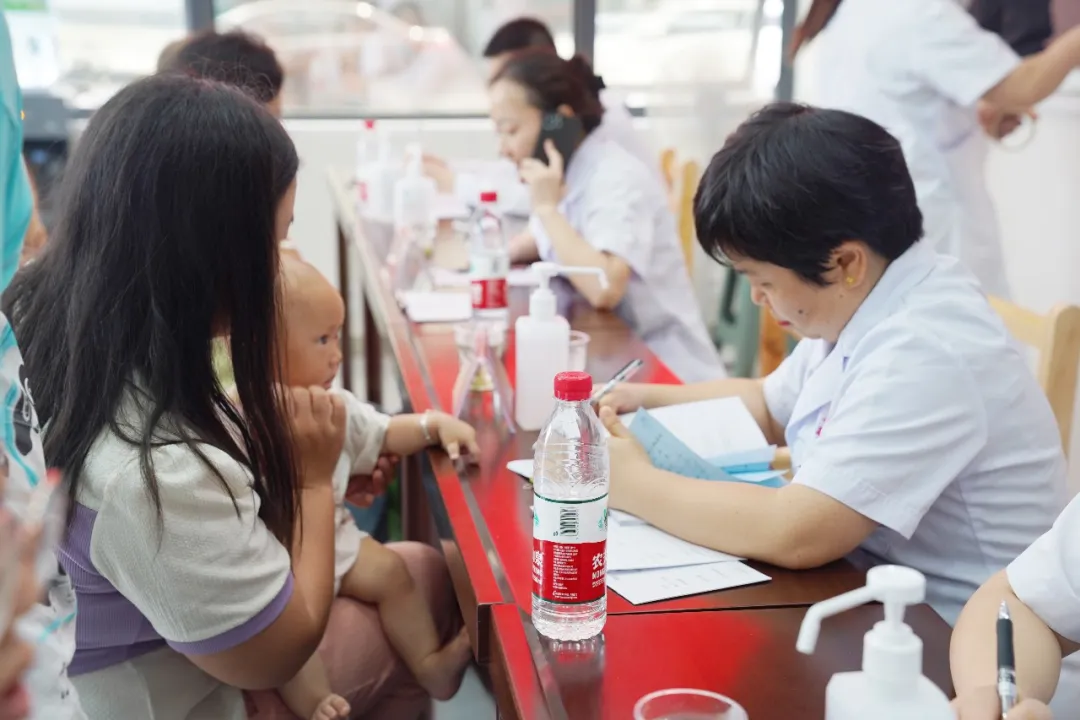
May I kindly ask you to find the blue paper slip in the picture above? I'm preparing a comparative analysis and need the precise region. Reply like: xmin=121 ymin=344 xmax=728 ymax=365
xmin=706 ymin=446 xmax=777 ymax=474
xmin=628 ymin=409 xmax=734 ymax=481
xmin=629 ymin=409 xmax=787 ymax=487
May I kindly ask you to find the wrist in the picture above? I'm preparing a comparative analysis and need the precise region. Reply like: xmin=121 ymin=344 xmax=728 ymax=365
xmin=533 ymin=203 xmax=560 ymax=219
xmin=419 ymin=410 xmax=439 ymax=445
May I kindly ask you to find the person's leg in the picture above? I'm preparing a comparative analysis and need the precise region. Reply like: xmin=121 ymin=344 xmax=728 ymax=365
xmin=277 ymin=653 xmax=350 ymax=720
xmin=245 ymin=541 xmax=464 ymax=720
xmin=339 ymin=539 xmax=471 ymax=701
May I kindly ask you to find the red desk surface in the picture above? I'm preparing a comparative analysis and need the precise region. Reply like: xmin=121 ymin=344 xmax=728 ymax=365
xmin=408 ymin=330 xmax=865 ymax=619
xmin=490 ymin=602 xmax=955 ymax=720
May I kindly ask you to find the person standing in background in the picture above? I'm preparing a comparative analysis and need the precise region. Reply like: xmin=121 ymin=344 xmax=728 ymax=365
xmin=970 ymin=0 xmax=1053 ymax=56
xmin=793 ymin=0 xmax=1080 ymax=299
xmin=0 ymin=9 xmax=85 ymax=720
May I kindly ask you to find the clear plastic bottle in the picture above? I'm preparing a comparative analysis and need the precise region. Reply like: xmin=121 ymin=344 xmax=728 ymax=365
xmin=532 ymin=371 xmax=609 ymax=641
xmin=355 ymin=119 xmax=377 ymax=208
xmin=469 ymin=191 xmax=509 ymax=326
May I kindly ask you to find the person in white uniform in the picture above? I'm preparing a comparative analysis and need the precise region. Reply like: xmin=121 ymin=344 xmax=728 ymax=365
xmin=950 ymin=494 xmax=1080 ymax=719
xmin=427 ymin=17 xmax=660 ymax=216
xmin=793 ymin=0 xmax=1080 ymax=298
xmin=597 ymin=104 xmax=1066 ymax=627
xmin=488 ymin=48 xmax=723 ymax=383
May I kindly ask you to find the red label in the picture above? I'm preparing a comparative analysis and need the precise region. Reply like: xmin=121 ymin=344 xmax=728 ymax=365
xmin=357 ymin=181 xmax=368 ymax=203
xmin=532 ymin=539 xmax=607 ymax=604
xmin=471 ymin=277 xmax=507 ymax=311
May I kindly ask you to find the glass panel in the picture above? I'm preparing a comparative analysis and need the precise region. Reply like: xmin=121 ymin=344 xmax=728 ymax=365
xmin=21 ymin=0 xmax=188 ymax=111
xmin=214 ymin=0 xmax=573 ymax=116
xmin=594 ymin=0 xmax=784 ymax=101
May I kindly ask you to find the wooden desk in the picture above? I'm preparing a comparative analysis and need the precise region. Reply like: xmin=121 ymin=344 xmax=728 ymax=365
xmin=490 ymin=603 xmax=955 ymax=720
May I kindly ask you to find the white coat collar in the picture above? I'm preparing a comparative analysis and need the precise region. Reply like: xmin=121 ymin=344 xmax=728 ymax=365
xmin=562 ymin=130 xmax=605 ymax=201
xmin=785 ymin=241 xmax=938 ymax=435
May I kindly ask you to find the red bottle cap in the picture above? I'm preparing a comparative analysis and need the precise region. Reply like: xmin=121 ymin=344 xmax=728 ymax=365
xmin=554 ymin=371 xmax=592 ymax=401
xmin=364 ymin=119 xmax=376 ymax=129
xmin=479 ymin=190 xmax=498 ymax=203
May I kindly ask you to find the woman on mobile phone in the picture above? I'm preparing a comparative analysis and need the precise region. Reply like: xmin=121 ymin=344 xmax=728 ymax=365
xmin=489 ymin=49 xmax=724 ymax=382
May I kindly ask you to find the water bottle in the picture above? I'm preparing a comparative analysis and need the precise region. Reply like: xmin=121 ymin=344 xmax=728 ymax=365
xmin=469 ymin=191 xmax=509 ymax=326
xmin=532 ymin=371 xmax=609 ymax=641
xmin=355 ymin=119 xmax=377 ymax=208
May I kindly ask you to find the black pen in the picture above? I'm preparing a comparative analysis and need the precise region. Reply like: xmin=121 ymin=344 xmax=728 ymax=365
xmin=998 ymin=600 xmax=1017 ymax=718
xmin=591 ymin=359 xmax=644 ymax=404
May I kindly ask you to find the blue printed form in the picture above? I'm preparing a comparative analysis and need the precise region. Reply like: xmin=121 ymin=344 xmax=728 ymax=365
xmin=628 ymin=408 xmax=786 ymax=488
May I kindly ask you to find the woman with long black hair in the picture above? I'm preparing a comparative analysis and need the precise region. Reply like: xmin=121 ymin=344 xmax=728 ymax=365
xmin=5 ymin=73 xmax=459 ymax=719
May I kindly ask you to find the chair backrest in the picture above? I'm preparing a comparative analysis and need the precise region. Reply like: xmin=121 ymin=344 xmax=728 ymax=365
xmin=677 ymin=160 xmax=699 ymax=275
xmin=659 ymin=147 xmax=677 ymax=192
xmin=989 ymin=297 xmax=1080 ymax=456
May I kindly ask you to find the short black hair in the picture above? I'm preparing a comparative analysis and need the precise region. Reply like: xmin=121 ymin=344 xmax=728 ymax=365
xmin=492 ymin=50 xmax=605 ymax=134
xmin=694 ymin=103 xmax=923 ymax=285
xmin=483 ymin=18 xmax=556 ymax=57
xmin=160 ymin=30 xmax=284 ymax=105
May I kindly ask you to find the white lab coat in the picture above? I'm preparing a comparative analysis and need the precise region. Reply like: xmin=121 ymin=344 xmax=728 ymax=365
xmin=1007 ymin=495 xmax=1080 ymax=715
xmin=765 ymin=241 xmax=1065 ymax=624
xmin=808 ymin=0 xmax=1021 ymax=298
xmin=529 ymin=132 xmax=724 ymax=383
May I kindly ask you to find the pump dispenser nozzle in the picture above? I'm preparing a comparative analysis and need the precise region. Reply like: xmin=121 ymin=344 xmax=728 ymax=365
xmin=529 ymin=263 xmax=609 ymax=320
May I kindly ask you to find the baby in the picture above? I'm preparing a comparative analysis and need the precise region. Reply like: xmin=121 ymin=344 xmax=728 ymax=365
xmin=277 ymin=255 xmax=478 ymax=719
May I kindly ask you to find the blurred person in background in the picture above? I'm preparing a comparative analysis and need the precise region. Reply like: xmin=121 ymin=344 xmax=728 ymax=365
xmin=158 ymin=30 xmax=285 ymax=118
xmin=425 ymin=16 xmax=658 ymax=214
xmin=793 ymin=0 xmax=1080 ymax=299
xmin=0 ymin=8 xmax=85 ymax=720
xmin=970 ymin=0 xmax=1053 ymax=56
xmin=490 ymin=49 xmax=722 ymax=381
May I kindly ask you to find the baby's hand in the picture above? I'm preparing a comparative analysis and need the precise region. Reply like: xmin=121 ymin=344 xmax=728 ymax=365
xmin=431 ymin=413 xmax=480 ymax=463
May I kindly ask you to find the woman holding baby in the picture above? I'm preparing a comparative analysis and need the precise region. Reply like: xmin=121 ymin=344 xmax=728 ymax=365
xmin=4 ymin=73 xmax=471 ymax=720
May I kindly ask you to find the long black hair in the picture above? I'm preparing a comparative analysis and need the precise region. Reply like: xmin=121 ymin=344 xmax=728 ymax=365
xmin=4 ymin=74 xmax=301 ymax=545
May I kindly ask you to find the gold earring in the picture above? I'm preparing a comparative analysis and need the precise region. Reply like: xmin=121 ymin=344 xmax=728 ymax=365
xmin=845 ymin=277 xmax=855 ymax=286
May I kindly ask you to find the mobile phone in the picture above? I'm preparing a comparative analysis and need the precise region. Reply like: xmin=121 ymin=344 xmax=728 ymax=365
xmin=533 ymin=113 xmax=584 ymax=169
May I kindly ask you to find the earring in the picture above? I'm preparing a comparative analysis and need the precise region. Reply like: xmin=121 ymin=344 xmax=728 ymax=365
xmin=845 ymin=277 xmax=855 ymax=286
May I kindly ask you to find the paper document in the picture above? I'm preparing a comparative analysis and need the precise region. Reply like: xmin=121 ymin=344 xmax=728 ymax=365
xmin=707 ymin=447 xmax=776 ymax=473
xmin=609 ymin=509 xmax=646 ymax=527
xmin=607 ymin=522 xmax=742 ymax=571
xmin=433 ymin=193 xmax=470 ymax=220
xmin=506 ymin=459 xmax=533 ymax=479
xmin=624 ymin=397 xmax=768 ymax=458
xmin=629 ymin=410 xmax=737 ymax=481
xmin=401 ymin=291 xmax=471 ymax=323
xmin=432 ymin=266 xmax=540 ymax=290
xmin=607 ymin=562 xmax=771 ymax=605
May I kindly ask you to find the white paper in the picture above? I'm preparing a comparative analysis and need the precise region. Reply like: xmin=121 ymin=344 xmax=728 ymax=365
xmin=431 ymin=266 xmax=539 ymax=289
xmin=609 ymin=509 xmax=646 ymax=527
xmin=607 ymin=562 xmax=771 ymax=605
xmin=506 ymin=459 xmax=533 ymax=479
xmin=507 ymin=267 xmax=541 ymax=287
xmin=607 ymin=522 xmax=743 ymax=571
xmin=401 ymin=291 xmax=472 ymax=323
xmin=621 ymin=397 xmax=768 ymax=459
xmin=434 ymin=193 xmax=470 ymax=220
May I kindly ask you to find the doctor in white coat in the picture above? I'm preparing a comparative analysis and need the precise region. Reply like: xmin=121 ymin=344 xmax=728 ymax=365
xmin=793 ymin=0 xmax=1080 ymax=298
xmin=598 ymin=104 xmax=1066 ymax=628
xmin=488 ymin=49 xmax=723 ymax=383
xmin=427 ymin=17 xmax=660 ymax=217
xmin=950 ymin=491 xmax=1080 ymax=719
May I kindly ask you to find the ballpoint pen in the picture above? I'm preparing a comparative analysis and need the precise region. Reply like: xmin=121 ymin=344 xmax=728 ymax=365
xmin=591 ymin=359 xmax=644 ymax=404
xmin=998 ymin=600 xmax=1017 ymax=718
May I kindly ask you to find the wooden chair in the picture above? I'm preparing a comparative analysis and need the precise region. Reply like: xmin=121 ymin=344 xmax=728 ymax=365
xmin=660 ymin=147 xmax=677 ymax=193
xmin=676 ymin=160 xmax=699 ymax=276
xmin=989 ymin=297 xmax=1080 ymax=457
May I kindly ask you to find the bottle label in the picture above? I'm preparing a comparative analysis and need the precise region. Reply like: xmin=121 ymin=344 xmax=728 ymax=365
xmin=532 ymin=493 xmax=608 ymax=604
xmin=471 ymin=277 xmax=507 ymax=311
xmin=357 ymin=180 xmax=368 ymax=204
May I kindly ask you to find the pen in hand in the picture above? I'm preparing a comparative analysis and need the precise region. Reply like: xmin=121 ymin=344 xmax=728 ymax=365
xmin=998 ymin=600 xmax=1017 ymax=719
xmin=591 ymin=358 xmax=644 ymax=405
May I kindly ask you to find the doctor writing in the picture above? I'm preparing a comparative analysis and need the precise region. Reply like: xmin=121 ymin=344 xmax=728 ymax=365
xmin=792 ymin=0 xmax=1080 ymax=298
xmin=599 ymin=104 xmax=1066 ymax=630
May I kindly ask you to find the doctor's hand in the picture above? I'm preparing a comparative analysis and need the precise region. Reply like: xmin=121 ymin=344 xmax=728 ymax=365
xmin=518 ymin=140 xmax=565 ymax=213
xmin=977 ymin=100 xmax=1037 ymax=141
xmin=599 ymin=407 xmax=652 ymax=510
xmin=595 ymin=383 xmax=651 ymax=415
xmin=951 ymin=687 xmax=1052 ymax=720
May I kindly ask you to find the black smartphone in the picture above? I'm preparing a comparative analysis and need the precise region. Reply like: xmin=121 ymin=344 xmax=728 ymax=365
xmin=533 ymin=112 xmax=584 ymax=169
